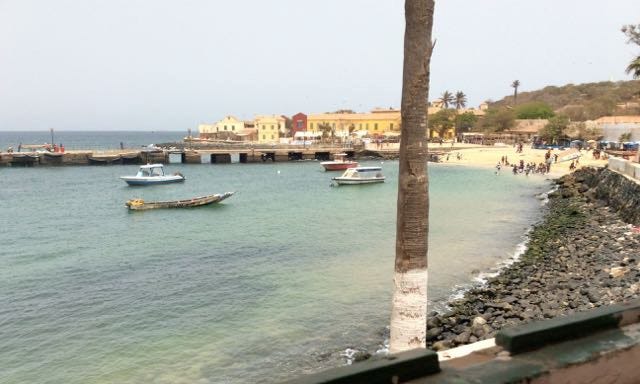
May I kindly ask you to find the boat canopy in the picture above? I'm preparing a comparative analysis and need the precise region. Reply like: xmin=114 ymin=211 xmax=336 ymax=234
xmin=136 ymin=164 xmax=165 ymax=177
xmin=355 ymin=167 xmax=382 ymax=172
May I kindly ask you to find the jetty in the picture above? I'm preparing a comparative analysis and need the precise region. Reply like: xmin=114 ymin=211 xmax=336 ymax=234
xmin=0 ymin=144 xmax=450 ymax=167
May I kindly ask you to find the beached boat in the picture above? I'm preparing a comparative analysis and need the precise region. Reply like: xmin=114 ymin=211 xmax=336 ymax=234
xmin=332 ymin=166 xmax=385 ymax=185
xmin=126 ymin=192 xmax=234 ymax=210
xmin=558 ymin=149 xmax=583 ymax=162
xmin=120 ymin=164 xmax=185 ymax=186
xmin=321 ymin=153 xmax=358 ymax=171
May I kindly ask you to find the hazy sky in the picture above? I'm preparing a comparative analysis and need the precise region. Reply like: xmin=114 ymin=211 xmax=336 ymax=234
xmin=1 ymin=0 xmax=638 ymax=131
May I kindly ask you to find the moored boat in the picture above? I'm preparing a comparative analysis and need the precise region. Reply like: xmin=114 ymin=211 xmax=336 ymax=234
xmin=321 ymin=153 xmax=358 ymax=171
xmin=120 ymin=164 xmax=185 ymax=186
xmin=126 ymin=192 xmax=234 ymax=210
xmin=332 ymin=166 xmax=385 ymax=185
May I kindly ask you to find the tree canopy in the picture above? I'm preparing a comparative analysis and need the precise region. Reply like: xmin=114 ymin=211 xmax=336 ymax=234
xmin=515 ymin=101 xmax=555 ymax=119
xmin=429 ymin=109 xmax=456 ymax=137
xmin=622 ymin=23 xmax=640 ymax=79
xmin=455 ymin=111 xmax=478 ymax=133
xmin=539 ymin=115 xmax=570 ymax=143
xmin=476 ymin=107 xmax=515 ymax=132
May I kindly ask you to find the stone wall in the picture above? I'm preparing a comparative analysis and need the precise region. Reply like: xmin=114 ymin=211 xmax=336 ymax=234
xmin=579 ymin=166 xmax=640 ymax=225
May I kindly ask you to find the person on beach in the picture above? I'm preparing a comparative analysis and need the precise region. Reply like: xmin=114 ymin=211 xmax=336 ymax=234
xmin=495 ymin=162 xmax=501 ymax=175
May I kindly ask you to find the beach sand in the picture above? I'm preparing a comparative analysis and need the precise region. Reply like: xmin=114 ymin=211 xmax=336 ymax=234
xmin=437 ymin=144 xmax=608 ymax=177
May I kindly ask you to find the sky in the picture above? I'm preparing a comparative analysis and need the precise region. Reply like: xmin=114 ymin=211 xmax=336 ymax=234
xmin=0 ymin=0 xmax=638 ymax=131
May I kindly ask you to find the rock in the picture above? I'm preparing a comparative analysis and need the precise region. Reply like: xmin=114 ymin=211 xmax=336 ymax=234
xmin=431 ymin=340 xmax=453 ymax=351
xmin=472 ymin=316 xmax=487 ymax=327
xmin=352 ymin=350 xmax=371 ymax=362
xmin=426 ymin=327 xmax=443 ymax=341
xmin=427 ymin=317 xmax=442 ymax=329
xmin=610 ymin=267 xmax=630 ymax=278
xmin=454 ymin=331 xmax=471 ymax=344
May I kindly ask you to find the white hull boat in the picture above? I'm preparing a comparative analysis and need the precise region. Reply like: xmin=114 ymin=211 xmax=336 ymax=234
xmin=120 ymin=164 xmax=185 ymax=186
xmin=332 ymin=166 xmax=385 ymax=185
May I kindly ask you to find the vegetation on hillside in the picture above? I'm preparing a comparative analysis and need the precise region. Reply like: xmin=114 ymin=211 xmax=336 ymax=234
xmin=491 ymin=80 xmax=640 ymax=121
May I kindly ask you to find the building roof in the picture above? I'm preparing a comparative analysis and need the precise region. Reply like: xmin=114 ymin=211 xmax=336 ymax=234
xmin=308 ymin=111 xmax=400 ymax=121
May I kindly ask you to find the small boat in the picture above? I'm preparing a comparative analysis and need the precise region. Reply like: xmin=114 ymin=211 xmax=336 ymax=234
xmin=558 ymin=149 xmax=583 ymax=162
xmin=321 ymin=153 xmax=358 ymax=171
xmin=332 ymin=166 xmax=385 ymax=185
xmin=126 ymin=192 xmax=234 ymax=210
xmin=88 ymin=155 xmax=121 ymax=165
xmin=120 ymin=164 xmax=185 ymax=186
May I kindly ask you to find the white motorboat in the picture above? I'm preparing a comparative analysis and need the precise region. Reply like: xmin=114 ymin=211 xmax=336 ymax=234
xmin=332 ymin=166 xmax=385 ymax=185
xmin=120 ymin=164 xmax=185 ymax=186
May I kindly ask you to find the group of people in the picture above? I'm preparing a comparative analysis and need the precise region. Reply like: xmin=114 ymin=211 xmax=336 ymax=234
xmin=495 ymin=158 xmax=552 ymax=176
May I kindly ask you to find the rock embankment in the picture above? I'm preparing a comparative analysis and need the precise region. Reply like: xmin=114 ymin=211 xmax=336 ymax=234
xmin=424 ymin=166 xmax=640 ymax=351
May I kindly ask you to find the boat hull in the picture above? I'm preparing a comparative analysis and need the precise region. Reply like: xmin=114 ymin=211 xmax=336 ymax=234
xmin=321 ymin=161 xmax=358 ymax=171
xmin=120 ymin=175 xmax=185 ymax=186
xmin=332 ymin=177 xmax=385 ymax=185
xmin=126 ymin=192 xmax=234 ymax=210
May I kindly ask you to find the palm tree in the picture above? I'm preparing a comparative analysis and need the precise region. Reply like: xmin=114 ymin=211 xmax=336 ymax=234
xmin=626 ymin=57 xmax=640 ymax=79
xmin=454 ymin=91 xmax=467 ymax=110
xmin=511 ymin=80 xmax=520 ymax=106
xmin=622 ymin=24 xmax=640 ymax=78
xmin=389 ymin=0 xmax=434 ymax=354
xmin=441 ymin=90 xmax=453 ymax=108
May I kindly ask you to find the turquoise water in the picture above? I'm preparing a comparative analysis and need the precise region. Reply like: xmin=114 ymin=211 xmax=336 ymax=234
xmin=0 ymin=160 xmax=550 ymax=383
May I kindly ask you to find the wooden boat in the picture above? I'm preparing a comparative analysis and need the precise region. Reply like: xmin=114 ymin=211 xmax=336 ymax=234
xmin=88 ymin=155 xmax=121 ymax=165
xmin=332 ymin=166 xmax=385 ymax=185
xmin=321 ymin=153 xmax=358 ymax=171
xmin=120 ymin=164 xmax=185 ymax=185
xmin=126 ymin=192 xmax=234 ymax=210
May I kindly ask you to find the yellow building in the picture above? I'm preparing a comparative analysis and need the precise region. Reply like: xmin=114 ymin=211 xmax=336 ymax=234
xmin=198 ymin=123 xmax=215 ymax=138
xmin=255 ymin=115 xmax=286 ymax=143
xmin=307 ymin=108 xmax=401 ymax=138
xmin=214 ymin=116 xmax=246 ymax=134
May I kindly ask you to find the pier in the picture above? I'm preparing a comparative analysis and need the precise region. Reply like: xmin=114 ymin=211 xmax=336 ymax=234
xmin=0 ymin=146 xmax=417 ymax=167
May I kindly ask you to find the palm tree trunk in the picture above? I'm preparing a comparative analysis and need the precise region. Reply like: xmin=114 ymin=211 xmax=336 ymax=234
xmin=389 ymin=0 xmax=434 ymax=354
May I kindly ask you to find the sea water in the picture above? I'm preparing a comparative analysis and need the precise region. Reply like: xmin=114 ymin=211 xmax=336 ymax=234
xmin=0 ymin=157 xmax=550 ymax=383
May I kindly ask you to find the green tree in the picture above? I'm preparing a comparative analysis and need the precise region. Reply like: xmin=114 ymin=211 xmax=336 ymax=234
xmin=539 ymin=115 xmax=570 ymax=143
xmin=619 ymin=132 xmax=632 ymax=142
xmin=318 ymin=122 xmax=333 ymax=140
xmin=430 ymin=109 xmax=455 ymax=138
xmin=511 ymin=80 xmax=520 ymax=105
xmin=454 ymin=91 xmax=467 ymax=109
xmin=455 ymin=111 xmax=478 ymax=133
xmin=622 ymin=24 xmax=640 ymax=78
xmin=515 ymin=101 xmax=555 ymax=119
xmin=478 ymin=107 xmax=516 ymax=132
xmin=390 ymin=0 xmax=434 ymax=354
xmin=441 ymin=90 xmax=453 ymax=108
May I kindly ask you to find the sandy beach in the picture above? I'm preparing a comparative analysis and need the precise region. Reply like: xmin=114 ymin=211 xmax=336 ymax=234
xmin=438 ymin=143 xmax=609 ymax=177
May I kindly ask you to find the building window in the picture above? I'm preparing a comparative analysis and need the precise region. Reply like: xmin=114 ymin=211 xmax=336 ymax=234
xmin=271 ymin=125 xmax=274 ymax=130
xmin=232 ymin=125 xmax=235 ymax=131
xmin=262 ymin=134 xmax=266 ymax=139
xmin=224 ymin=125 xmax=228 ymax=131
xmin=271 ymin=134 xmax=274 ymax=139
xmin=310 ymin=123 xmax=314 ymax=129
xmin=359 ymin=123 xmax=362 ymax=129
xmin=366 ymin=123 xmax=369 ymax=129
xmin=374 ymin=123 xmax=378 ymax=130
xmin=296 ymin=120 xmax=303 ymax=128
xmin=390 ymin=123 xmax=394 ymax=130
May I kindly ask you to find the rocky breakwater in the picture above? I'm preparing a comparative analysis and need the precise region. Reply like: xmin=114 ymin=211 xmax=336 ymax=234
xmin=424 ymin=166 xmax=640 ymax=351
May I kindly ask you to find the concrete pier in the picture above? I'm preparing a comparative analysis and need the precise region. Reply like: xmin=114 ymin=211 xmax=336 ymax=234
xmin=0 ymin=147 xmax=383 ymax=167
